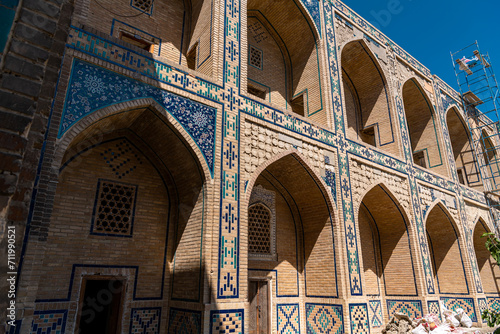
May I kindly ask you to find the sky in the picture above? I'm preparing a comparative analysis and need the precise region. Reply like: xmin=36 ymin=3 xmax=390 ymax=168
xmin=344 ymin=0 xmax=500 ymax=92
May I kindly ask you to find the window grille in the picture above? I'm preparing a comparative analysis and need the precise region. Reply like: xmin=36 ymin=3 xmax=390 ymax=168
xmin=92 ymin=180 xmax=137 ymax=236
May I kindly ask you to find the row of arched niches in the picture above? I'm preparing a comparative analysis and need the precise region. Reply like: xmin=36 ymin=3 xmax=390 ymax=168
xmin=73 ymin=0 xmax=498 ymax=192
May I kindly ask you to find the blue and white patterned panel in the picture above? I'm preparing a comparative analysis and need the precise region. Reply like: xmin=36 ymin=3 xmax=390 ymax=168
xmin=278 ymin=304 xmax=300 ymax=334
xmin=306 ymin=303 xmax=343 ymax=334
xmin=61 ymin=59 xmax=217 ymax=174
xmin=301 ymin=0 xmax=321 ymax=36
xmin=349 ymin=304 xmax=369 ymax=334
xmin=210 ymin=310 xmax=243 ymax=334
xmin=386 ymin=300 xmax=423 ymax=320
xmin=478 ymin=298 xmax=488 ymax=323
xmin=130 ymin=307 xmax=161 ymax=334
xmin=427 ymin=301 xmax=441 ymax=321
xmin=217 ymin=0 xmax=242 ymax=299
xmin=441 ymin=297 xmax=476 ymax=322
xmin=368 ymin=300 xmax=382 ymax=328
xmin=487 ymin=297 xmax=500 ymax=312
xmin=31 ymin=310 xmax=67 ymax=334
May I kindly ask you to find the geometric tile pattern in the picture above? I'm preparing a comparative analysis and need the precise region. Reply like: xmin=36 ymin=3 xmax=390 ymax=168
xmin=60 ymin=58 xmax=217 ymax=173
xmin=277 ymin=304 xmax=300 ymax=334
xmin=386 ymin=300 xmax=423 ymax=320
xmin=217 ymin=0 xmax=241 ymax=298
xmin=168 ymin=308 xmax=201 ymax=334
xmin=427 ymin=301 xmax=441 ymax=322
xmin=478 ymin=298 xmax=488 ymax=323
xmin=323 ymin=2 xmax=362 ymax=296
xmin=300 ymin=0 xmax=321 ymax=36
xmin=30 ymin=310 xmax=67 ymax=334
xmin=487 ymin=297 xmax=500 ymax=312
xmin=440 ymin=297 xmax=476 ymax=322
xmin=130 ymin=307 xmax=161 ymax=334
xmin=368 ymin=300 xmax=383 ymax=328
xmin=305 ymin=303 xmax=343 ymax=334
xmin=349 ymin=304 xmax=370 ymax=334
xmin=91 ymin=179 xmax=137 ymax=236
xmin=210 ymin=310 xmax=243 ymax=334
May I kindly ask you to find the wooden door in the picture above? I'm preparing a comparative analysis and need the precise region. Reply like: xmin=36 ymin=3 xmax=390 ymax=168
xmin=249 ymin=280 xmax=269 ymax=334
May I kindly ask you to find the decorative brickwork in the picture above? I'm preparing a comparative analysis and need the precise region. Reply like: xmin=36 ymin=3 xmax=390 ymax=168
xmin=368 ymin=300 xmax=383 ymax=328
xmin=349 ymin=304 xmax=370 ymax=334
xmin=277 ymin=304 xmax=300 ymax=334
xmin=210 ymin=310 xmax=243 ymax=334
xmin=168 ymin=308 xmax=201 ymax=334
xmin=31 ymin=310 xmax=67 ymax=334
xmin=306 ymin=303 xmax=343 ymax=334
xmin=91 ymin=179 xmax=137 ymax=236
xmin=427 ymin=301 xmax=441 ymax=321
xmin=478 ymin=298 xmax=488 ymax=323
xmin=440 ymin=297 xmax=476 ymax=322
xmin=386 ymin=300 xmax=423 ymax=319
xmin=487 ymin=297 xmax=500 ymax=312
xmin=130 ymin=307 xmax=161 ymax=334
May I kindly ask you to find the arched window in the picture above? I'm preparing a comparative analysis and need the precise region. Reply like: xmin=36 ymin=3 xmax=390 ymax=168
xmin=341 ymin=40 xmax=398 ymax=156
xmin=249 ymin=203 xmax=272 ymax=255
xmin=403 ymin=79 xmax=447 ymax=177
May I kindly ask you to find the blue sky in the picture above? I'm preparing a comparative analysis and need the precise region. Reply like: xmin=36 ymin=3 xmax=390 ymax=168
xmin=344 ymin=0 xmax=500 ymax=92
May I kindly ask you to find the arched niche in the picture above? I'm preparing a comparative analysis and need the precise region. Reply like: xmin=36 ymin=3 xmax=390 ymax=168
xmin=30 ymin=105 xmax=208 ymax=331
xmin=473 ymin=218 xmax=500 ymax=294
xmin=425 ymin=204 xmax=468 ymax=294
xmin=341 ymin=40 xmax=398 ymax=156
xmin=480 ymin=129 xmax=500 ymax=189
xmin=246 ymin=153 xmax=339 ymax=326
xmin=446 ymin=107 xmax=481 ymax=189
xmin=358 ymin=184 xmax=418 ymax=298
xmin=402 ymin=79 xmax=448 ymax=177
xmin=246 ymin=0 xmax=324 ymax=123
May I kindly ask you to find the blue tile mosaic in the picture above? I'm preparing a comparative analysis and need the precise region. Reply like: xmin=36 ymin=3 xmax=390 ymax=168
xmin=31 ymin=310 xmax=67 ymax=334
xmin=306 ymin=303 xmax=343 ymax=334
xmin=278 ymin=304 xmax=300 ymax=334
xmin=60 ymin=59 xmax=216 ymax=174
xmin=130 ymin=307 xmax=161 ymax=333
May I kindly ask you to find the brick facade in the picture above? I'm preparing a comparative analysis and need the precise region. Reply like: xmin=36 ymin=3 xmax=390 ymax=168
xmin=2 ymin=0 xmax=499 ymax=333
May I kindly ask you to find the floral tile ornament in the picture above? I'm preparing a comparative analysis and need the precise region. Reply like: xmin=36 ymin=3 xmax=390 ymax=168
xmin=59 ymin=59 xmax=217 ymax=174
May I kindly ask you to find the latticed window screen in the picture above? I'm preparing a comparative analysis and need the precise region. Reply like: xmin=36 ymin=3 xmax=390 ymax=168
xmin=92 ymin=180 xmax=137 ymax=236
xmin=249 ymin=203 xmax=271 ymax=254
xmin=249 ymin=45 xmax=263 ymax=70
xmin=131 ymin=0 xmax=153 ymax=14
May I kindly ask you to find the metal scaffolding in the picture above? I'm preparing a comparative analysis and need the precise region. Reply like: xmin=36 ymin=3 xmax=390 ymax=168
xmin=452 ymin=41 xmax=500 ymax=231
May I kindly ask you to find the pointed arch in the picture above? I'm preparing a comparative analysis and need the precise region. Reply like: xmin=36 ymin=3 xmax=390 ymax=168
xmin=245 ymin=0 xmax=324 ymax=119
xmin=56 ymin=98 xmax=212 ymax=182
xmin=445 ymin=106 xmax=480 ymax=188
xmin=473 ymin=217 xmax=500 ymax=294
xmin=425 ymin=202 xmax=469 ymax=294
xmin=358 ymin=182 xmax=418 ymax=297
xmin=341 ymin=39 xmax=397 ymax=156
xmin=245 ymin=150 xmax=341 ymax=301
xmin=49 ymin=98 xmax=210 ymax=304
